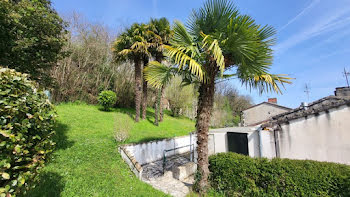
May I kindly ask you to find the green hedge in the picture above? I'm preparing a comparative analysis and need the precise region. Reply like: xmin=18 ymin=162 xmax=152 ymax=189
xmin=0 ymin=68 xmax=56 ymax=196
xmin=209 ymin=153 xmax=350 ymax=196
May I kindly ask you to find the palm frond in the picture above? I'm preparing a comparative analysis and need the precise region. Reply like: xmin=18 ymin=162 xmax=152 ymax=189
xmin=144 ymin=61 xmax=177 ymax=89
xmin=239 ymin=72 xmax=293 ymax=94
xmin=188 ymin=0 xmax=238 ymax=35
xmin=164 ymin=45 xmax=205 ymax=81
xmin=201 ymin=32 xmax=225 ymax=76
xmin=171 ymin=21 xmax=197 ymax=49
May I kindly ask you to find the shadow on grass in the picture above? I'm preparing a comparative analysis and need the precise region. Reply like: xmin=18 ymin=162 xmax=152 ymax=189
xmin=117 ymin=108 xmax=157 ymax=124
xmin=97 ymin=105 xmax=118 ymax=112
xmin=116 ymin=108 xmax=135 ymax=120
xmin=53 ymin=122 xmax=74 ymax=150
xmin=22 ymin=172 xmax=65 ymax=197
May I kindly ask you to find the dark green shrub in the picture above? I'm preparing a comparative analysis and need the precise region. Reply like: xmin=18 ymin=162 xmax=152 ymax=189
xmin=209 ymin=152 xmax=350 ymax=196
xmin=0 ymin=68 xmax=57 ymax=196
xmin=98 ymin=90 xmax=117 ymax=111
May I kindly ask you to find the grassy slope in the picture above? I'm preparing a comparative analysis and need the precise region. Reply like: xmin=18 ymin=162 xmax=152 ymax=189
xmin=24 ymin=103 xmax=195 ymax=197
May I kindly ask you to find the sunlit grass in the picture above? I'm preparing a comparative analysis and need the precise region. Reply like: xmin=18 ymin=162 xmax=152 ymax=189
xmin=24 ymin=103 xmax=195 ymax=197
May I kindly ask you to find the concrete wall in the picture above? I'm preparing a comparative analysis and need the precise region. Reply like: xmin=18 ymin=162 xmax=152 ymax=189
xmin=123 ymin=134 xmax=197 ymax=165
xmin=277 ymin=105 xmax=350 ymax=165
xmin=242 ymin=103 xmax=290 ymax=126
xmin=259 ymin=129 xmax=276 ymax=158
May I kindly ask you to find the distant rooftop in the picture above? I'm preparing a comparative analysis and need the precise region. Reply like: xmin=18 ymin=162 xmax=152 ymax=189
xmin=242 ymin=101 xmax=292 ymax=112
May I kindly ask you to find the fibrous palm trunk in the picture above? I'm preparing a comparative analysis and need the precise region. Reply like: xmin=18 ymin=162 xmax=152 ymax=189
xmin=134 ymin=57 xmax=142 ymax=122
xmin=159 ymin=86 xmax=165 ymax=122
xmin=196 ymin=65 xmax=217 ymax=193
xmin=142 ymin=58 xmax=149 ymax=120
xmin=154 ymin=56 xmax=163 ymax=125
xmin=154 ymin=87 xmax=161 ymax=126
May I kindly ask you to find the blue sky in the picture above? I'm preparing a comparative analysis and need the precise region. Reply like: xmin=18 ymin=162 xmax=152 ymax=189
xmin=51 ymin=0 xmax=350 ymax=108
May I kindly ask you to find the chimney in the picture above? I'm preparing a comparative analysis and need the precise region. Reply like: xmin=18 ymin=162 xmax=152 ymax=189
xmin=268 ymin=98 xmax=277 ymax=104
xmin=334 ymin=87 xmax=350 ymax=96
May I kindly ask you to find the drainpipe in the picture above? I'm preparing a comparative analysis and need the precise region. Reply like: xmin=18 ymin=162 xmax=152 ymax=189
xmin=273 ymin=125 xmax=281 ymax=158
xmin=257 ymin=127 xmax=263 ymax=158
xmin=190 ymin=132 xmax=193 ymax=162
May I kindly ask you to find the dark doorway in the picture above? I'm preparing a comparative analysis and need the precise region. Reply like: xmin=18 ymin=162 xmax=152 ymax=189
xmin=227 ymin=132 xmax=249 ymax=155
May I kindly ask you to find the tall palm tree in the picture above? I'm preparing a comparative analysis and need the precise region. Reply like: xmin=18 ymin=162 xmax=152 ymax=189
xmin=113 ymin=23 xmax=151 ymax=122
xmin=145 ymin=0 xmax=292 ymax=192
xmin=141 ymin=55 xmax=149 ymax=120
xmin=148 ymin=18 xmax=172 ymax=125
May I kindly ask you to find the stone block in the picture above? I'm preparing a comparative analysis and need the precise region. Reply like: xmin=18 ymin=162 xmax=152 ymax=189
xmin=172 ymin=162 xmax=197 ymax=181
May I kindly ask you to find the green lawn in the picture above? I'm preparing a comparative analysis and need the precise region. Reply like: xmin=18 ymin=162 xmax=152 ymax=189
xmin=24 ymin=103 xmax=195 ymax=197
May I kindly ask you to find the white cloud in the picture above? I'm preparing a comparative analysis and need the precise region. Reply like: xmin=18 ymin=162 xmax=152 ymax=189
xmin=279 ymin=0 xmax=320 ymax=32
xmin=274 ymin=5 xmax=350 ymax=54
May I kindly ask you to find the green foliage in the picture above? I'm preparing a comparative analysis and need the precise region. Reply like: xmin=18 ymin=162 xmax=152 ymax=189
xmin=0 ymin=0 xmax=67 ymax=86
xmin=146 ymin=0 xmax=292 ymax=94
xmin=211 ymin=84 xmax=252 ymax=128
xmin=0 ymin=68 xmax=56 ymax=196
xmin=51 ymin=16 xmax=135 ymax=106
xmin=165 ymin=76 xmax=197 ymax=117
xmin=112 ymin=23 xmax=151 ymax=62
xmin=209 ymin=152 xmax=350 ymax=196
xmin=98 ymin=90 xmax=117 ymax=111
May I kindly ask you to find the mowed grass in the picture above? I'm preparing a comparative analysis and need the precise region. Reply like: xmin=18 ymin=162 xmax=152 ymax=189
xmin=24 ymin=103 xmax=195 ymax=197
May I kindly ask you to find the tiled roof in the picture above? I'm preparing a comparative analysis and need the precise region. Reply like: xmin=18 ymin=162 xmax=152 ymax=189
xmin=262 ymin=96 xmax=350 ymax=128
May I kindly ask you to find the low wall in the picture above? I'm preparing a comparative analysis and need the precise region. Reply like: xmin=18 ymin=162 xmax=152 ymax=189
xmin=118 ymin=146 xmax=143 ymax=179
xmin=122 ymin=134 xmax=197 ymax=166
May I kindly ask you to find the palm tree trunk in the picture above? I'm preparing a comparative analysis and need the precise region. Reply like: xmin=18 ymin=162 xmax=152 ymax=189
xmin=159 ymin=86 xmax=165 ymax=122
xmin=154 ymin=88 xmax=161 ymax=126
xmin=196 ymin=66 xmax=217 ymax=193
xmin=154 ymin=55 xmax=163 ymax=125
xmin=134 ymin=57 xmax=142 ymax=122
xmin=142 ymin=58 xmax=149 ymax=120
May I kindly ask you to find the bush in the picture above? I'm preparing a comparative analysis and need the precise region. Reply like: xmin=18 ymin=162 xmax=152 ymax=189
xmin=0 ymin=68 xmax=56 ymax=196
xmin=209 ymin=153 xmax=350 ymax=196
xmin=98 ymin=90 xmax=117 ymax=111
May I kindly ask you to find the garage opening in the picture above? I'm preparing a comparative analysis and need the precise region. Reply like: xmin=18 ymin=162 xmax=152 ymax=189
xmin=227 ymin=132 xmax=249 ymax=155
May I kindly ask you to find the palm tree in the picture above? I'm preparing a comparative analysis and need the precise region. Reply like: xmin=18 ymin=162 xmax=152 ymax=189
xmin=142 ymin=55 xmax=149 ymax=120
xmin=145 ymin=0 xmax=292 ymax=192
xmin=113 ymin=23 xmax=151 ymax=122
xmin=148 ymin=18 xmax=172 ymax=125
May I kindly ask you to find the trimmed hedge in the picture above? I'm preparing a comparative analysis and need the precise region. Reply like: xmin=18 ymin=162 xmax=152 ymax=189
xmin=209 ymin=153 xmax=350 ymax=196
xmin=0 ymin=68 xmax=56 ymax=196
xmin=98 ymin=90 xmax=117 ymax=111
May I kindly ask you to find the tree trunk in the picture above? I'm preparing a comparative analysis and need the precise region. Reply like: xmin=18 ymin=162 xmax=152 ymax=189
xmin=159 ymin=86 xmax=165 ymax=122
xmin=154 ymin=55 xmax=163 ymax=125
xmin=142 ymin=58 xmax=149 ymax=120
xmin=142 ymin=80 xmax=148 ymax=119
xmin=196 ymin=66 xmax=217 ymax=193
xmin=154 ymin=88 xmax=161 ymax=126
xmin=134 ymin=57 xmax=142 ymax=122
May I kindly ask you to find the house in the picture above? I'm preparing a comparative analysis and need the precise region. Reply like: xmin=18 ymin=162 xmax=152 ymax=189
xmin=209 ymin=87 xmax=350 ymax=165
xmin=121 ymin=88 xmax=350 ymax=181
xmin=262 ymin=87 xmax=350 ymax=164
xmin=241 ymin=98 xmax=292 ymax=126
